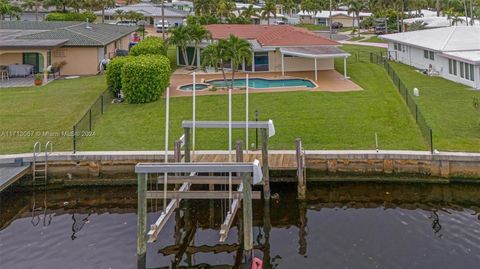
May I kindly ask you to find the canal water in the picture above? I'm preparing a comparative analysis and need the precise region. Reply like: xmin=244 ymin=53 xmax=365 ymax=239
xmin=1 ymin=182 xmax=479 ymax=269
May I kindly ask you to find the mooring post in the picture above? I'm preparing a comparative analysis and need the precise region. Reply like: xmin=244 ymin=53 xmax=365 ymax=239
xmin=236 ymin=140 xmax=244 ymax=162
xmin=242 ymin=172 xmax=253 ymax=269
xmin=174 ymin=140 xmax=182 ymax=163
xmin=262 ymin=198 xmax=272 ymax=268
xmin=261 ymin=128 xmax=270 ymax=200
xmin=184 ymin=127 xmax=191 ymax=162
xmin=137 ymin=173 xmax=147 ymax=269
xmin=295 ymin=138 xmax=306 ymax=200
xmin=298 ymin=201 xmax=307 ymax=256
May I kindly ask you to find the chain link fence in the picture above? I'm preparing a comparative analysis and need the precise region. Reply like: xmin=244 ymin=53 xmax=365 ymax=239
xmin=72 ymin=90 xmax=114 ymax=152
xmin=371 ymin=53 xmax=433 ymax=152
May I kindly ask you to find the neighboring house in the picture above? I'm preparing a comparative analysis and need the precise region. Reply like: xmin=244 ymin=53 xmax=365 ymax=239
xmin=177 ymin=24 xmax=350 ymax=80
xmin=381 ymin=26 xmax=480 ymax=89
xmin=95 ymin=3 xmax=189 ymax=26
xmin=0 ymin=21 xmax=136 ymax=76
xmin=403 ymin=15 xmax=479 ymax=29
xmin=298 ymin=10 xmax=372 ymax=27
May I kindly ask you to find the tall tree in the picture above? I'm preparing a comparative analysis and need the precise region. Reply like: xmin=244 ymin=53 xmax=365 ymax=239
xmin=261 ymin=0 xmax=277 ymax=25
xmin=347 ymin=0 xmax=365 ymax=36
xmin=201 ymin=41 xmax=229 ymax=87
xmin=224 ymin=34 xmax=252 ymax=89
xmin=241 ymin=4 xmax=259 ymax=21
xmin=188 ymin=24 xmax=211 ymax=66
xmin=0 ymin=0 xmax=23 ymax=20
xmin=217 ymin=0 xmax=235 ymax=17
xmin=168 ymin=25 xmax=193 ymax=69
xmin=22 ymin=0 xmax=40 ymax=21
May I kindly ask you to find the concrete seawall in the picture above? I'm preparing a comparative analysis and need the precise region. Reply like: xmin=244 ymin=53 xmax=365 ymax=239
xmin=2 ymin=150 xmax=480 ymax=184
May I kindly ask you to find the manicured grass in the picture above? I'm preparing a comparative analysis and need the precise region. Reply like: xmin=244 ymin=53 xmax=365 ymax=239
xmin=297 ymin=24 xmax=330 ymax=31
xmin=390 ymin=62 xmax=480 ymax=152
xmin=167 ymin=45 xmax=177 ymax=70
xmin=0 ymin=76 xmax=106 ymax=154
xmin=348 ymin=36 xmax=365 ymax=41
xmin=80 ymin=45 xmax=425 ymax=151
xmin=360 ymin=36 xmax=387 ymax=43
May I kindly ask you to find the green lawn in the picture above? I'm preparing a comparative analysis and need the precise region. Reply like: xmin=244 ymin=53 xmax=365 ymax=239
xmin=167 ymin=45 xmax=177 ymax=70
xmin=297 ymin=24 xmax=330 ymax=31
xmin=0 ymin=76 xmax=106 ymax=154
xmin=390 ymin=62 xmax=480 ymax=151
xmin=348 ymin=36 xmax=366 ymax=41
xmin=79 ymin=45 xmax=425 ymax=151
xmin=360 ymin=36 xmax=387 ymax=43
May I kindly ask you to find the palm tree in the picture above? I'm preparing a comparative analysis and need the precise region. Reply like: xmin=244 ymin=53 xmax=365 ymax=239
xmin=0 ymin=0 xmax=23 ymax=20
xmin=279 ymin=0 xmax=296 ymax=16
xmin=22 ymin=0 xmax=40 ymax=21
xmin=87 ymin=0 xmax=115 ymax=23
xmin=347 ymin=0 xmax=365 ymax=37
xmin=169 ymin=25 xmax=193 ymax=69
xmin=262 ymin=0 xmax=277 ymax=25
xmin=217 ymin=0 xmax=235 ymax=18
xmin=114 ymin=9 xmax=125 ymax=20
xmin=188 ymin=24 xmax=211 ymax=67
xmin=224 ymin=35 xmax=252 ymax=89
xmin=201 ymin=41 xmax=229 ymax=86
xmin=241 ymin=4 xmax=259 ymax=21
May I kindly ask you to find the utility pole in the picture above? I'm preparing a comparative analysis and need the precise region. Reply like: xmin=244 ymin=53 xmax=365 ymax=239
xmin=162 ymin=0 xmax=165 ymax=40
xmin=329 ymin=0 xmax=333 ymax=39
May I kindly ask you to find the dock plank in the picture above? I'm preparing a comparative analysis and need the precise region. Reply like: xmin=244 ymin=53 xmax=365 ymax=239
xmin=0 ymin=164 xmax=30 ymax=192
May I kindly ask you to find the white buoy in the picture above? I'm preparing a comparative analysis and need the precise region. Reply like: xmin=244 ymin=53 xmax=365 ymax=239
xmin=413 ymin=87 xmax=419 ymax=97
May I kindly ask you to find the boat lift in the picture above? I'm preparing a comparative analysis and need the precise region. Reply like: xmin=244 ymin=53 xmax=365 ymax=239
xmin=136 ymin=161 xmax=263 ymax=269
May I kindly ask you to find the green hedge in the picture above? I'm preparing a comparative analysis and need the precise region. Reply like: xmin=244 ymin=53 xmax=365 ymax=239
xmin=121 ymin=55 xmax=171 ymax=103
xmin=106 ymin=56 xmax=132 ymax=95
xmin=45 ymin=12 xmax=96 ymax=22
xmin=130 ymin=37 xmax=168 ymax=56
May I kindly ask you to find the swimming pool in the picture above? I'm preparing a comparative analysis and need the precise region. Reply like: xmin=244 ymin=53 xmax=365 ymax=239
xmin=206 ymin=78 xmax=316 ymax=89
xmin=179 ymin=83 xmax=209 ymax=91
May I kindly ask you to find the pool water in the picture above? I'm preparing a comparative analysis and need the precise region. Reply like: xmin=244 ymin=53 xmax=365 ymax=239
xmin=179 ymin=83 xmax=209 ymax=91
xmin=1 ymin=182 xmax=480 ymax=268
xmin=207 ymin=78 xmax=316 ymax=89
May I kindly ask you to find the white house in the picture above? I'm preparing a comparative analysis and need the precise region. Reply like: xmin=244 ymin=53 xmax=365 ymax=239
xmin=381 ymin=26 xmax=480 ymax=89
xmin=297 ymin=10 xmax=372 ymax=27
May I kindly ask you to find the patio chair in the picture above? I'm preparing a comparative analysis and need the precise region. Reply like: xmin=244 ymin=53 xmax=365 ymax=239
xmin=0 ymin=66 xmax=9 ymax=81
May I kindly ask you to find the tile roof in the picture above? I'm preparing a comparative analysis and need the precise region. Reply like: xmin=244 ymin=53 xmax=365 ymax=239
xmin=0 ymin=21 xmax=137 ymax=47
xmin=205 ymin=24 xmax=339 ymax=47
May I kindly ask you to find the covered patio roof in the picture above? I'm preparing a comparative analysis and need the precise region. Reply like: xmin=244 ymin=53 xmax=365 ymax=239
xmin=279 ymin=46 xmax=350 ymax=81
xmin=0 ymin=30 xmax=67 ymax=50
xmin=280 ymin=46 xmax=350 ymax=58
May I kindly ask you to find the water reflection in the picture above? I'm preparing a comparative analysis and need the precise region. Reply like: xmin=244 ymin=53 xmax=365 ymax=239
xmin=0 ymin=182 xmax=480 ymax=269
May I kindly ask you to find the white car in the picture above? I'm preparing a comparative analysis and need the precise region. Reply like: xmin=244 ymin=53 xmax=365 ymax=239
xmin=156 ymin=21 xmax=170 ymax=33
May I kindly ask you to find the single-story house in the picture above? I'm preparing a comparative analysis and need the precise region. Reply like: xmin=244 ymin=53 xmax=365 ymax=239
xmin=403 ymin=15 xmax=479 ymax=29
xmin=177 ymin=24 xmax=351 ymax=80
xmin=95 ymin=2 xmax=189 ymax=26
xmin=298 ymin=10 xmax=372 ymax=27
xmin=381 ymin=26 xmax=480 ymax=89
xmin=0 ymin=21 xmax=136 ymax=77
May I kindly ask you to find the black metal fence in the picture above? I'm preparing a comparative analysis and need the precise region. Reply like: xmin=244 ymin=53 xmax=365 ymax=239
xmin=346 ymin=51 xmax=372 ymax=64
xmin=370 ymin=53 xmax=433 ymax=152
xmin=72 ymin=90 xmax=113 ymax=153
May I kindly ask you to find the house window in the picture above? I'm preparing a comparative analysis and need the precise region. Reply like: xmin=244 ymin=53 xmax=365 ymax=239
xmin=424 ymin=50 xmax=434 ymax=60
xmin=429 ymin=51 xmax=434 ymax=60
xmin=54 ymin=49 xmax=66 ymax=57
xmin=424 ymin=50 xmax=428 ymax=59
xmin=470 ymin=64 xmax=475 ymax=81
xmin=453 ymin=60 xmax=457 ymax=75
xmin=465 ymin=63 xmax=470 ymax=80
xmin=460 ymin=62 xmax=464 ymax=78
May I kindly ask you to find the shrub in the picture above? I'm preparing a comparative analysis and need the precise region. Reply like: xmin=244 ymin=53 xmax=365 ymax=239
xmin=45 ymin=12 xmax=96 ymax=22
xmin=130 ymin=37 xmax=168 ymax=56
xmin=121 ymin=55 xmax=171 ymax=103
xmin=106 ymin=56 xmax=132 ymax=95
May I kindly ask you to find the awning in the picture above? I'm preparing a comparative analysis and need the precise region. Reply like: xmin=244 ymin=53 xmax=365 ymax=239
xmin=280 ymin=46 xmax=350 ymax=58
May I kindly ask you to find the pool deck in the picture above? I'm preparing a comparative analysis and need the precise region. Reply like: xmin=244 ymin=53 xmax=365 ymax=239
xmin=168 ymin=70 xmax=362 ymax=97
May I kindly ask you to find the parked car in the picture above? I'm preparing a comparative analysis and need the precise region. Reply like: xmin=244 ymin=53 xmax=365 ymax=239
xmin=156 ymin=21 xmax=170 ymax=33
xmin=116 ymin=20 xmax=137 ymax=26
xmin=331 ymin=22 xmax=343 ymax=29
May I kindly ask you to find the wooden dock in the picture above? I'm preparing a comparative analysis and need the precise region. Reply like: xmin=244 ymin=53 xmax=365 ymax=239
xmin=0 ymin=164 xmax=31 ymax=192
xmin=191 ymin=152 xmax=297 ymax=171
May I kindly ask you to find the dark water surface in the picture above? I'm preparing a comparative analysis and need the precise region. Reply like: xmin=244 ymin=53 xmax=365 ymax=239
xmin=1 ymin=182 xmax=480 ymax=269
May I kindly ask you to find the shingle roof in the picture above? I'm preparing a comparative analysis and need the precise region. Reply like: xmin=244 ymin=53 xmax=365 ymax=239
xmin=205 ymin=24 xmax=339 ymax=47
xmin=0 ymin=21 xmax=137 ymax=47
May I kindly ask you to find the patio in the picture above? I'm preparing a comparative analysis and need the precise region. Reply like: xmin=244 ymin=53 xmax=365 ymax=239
xmin=0 ymin=76 xmax=55 ymax=88
xmin=168 ymin=70 xmax=362 ymax=98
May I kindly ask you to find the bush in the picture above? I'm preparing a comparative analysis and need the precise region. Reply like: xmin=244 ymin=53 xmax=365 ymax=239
xmin=130 ymin=37 xmax=168 ymax=56
xmin=45 ymin=12 xmax=96 ymax=22
xmin=106 ymin=56 xmax=132 ymax=95
xmin=121 ymin=55 xmax=171 ymax=103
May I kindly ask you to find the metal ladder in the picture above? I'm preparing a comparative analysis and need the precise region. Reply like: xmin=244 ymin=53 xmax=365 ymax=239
xmin=33 ymin=141 xmax=52 ymax=186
